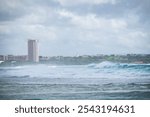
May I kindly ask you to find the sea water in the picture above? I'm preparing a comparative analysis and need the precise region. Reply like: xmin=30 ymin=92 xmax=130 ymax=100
xmin=0 ymin=61 xmax=150 ymax=99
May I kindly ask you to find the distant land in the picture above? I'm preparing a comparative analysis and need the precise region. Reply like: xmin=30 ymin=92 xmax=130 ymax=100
xmin=0 ymin=54 xmax=150 ymax=66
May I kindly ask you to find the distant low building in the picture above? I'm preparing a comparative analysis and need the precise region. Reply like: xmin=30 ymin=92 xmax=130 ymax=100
xmin=4 ymin=55 xmax=28 ymax=61
xmin=7 ymin=55 xmax=15 ymax=61
xmin=0 ymin=55 xmax=5 ymax=61
xmin=14 ymin=55 xmax=28 ymax=61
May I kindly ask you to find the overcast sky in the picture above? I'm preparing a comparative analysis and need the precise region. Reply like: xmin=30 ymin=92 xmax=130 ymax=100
xmin=0 ymin=0 xmax=150 ymax=56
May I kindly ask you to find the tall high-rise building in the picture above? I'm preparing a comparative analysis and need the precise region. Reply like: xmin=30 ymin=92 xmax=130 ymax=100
xmin=28 ymin=39 xmax=39 ymax=62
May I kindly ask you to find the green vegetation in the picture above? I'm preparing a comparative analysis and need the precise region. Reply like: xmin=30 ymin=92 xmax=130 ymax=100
xmin=40 ymin=54 xmax=150 ymax=65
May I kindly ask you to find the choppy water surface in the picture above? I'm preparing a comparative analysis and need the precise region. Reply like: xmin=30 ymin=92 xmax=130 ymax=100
xmin=0 ymin=61 xmax=150 ymax=99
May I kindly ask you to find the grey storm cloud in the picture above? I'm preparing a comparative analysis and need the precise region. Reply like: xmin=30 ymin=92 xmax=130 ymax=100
xmin=0 ymin=0 xmax=150 ymax=56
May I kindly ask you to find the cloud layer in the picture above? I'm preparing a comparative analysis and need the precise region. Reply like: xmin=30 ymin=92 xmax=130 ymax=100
xmin=0 ymin=0 xmax=150 ymax=56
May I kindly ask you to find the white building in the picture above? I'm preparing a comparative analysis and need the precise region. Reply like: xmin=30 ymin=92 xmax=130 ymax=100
xmin=28 ymin=40 xmax=39 ymax=62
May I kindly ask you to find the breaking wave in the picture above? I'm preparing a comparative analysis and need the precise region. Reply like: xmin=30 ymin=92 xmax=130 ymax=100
xmin=0 ymin=61 xmax=150 ymax=99
xmin=87 ymin=61 xmax=150 ymax=71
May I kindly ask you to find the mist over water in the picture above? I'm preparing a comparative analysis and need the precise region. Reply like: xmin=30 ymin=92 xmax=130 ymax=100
xmin=0 ymin=61 xmax=150 ymax=99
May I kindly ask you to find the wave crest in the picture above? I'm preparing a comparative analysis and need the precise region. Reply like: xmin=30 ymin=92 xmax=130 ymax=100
xmin=87 ymin=61 xmax=117 ymax=69
xmin=87 ymin=61 xmax=150 ymax=70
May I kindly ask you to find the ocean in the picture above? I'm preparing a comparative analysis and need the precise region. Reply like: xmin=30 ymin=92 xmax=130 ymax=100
xmin=0 ymin=61 xmax=150 ymax=100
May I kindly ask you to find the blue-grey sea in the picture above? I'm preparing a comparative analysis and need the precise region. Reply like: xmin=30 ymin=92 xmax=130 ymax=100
xmin=0 ymin=61 xmax=150 ymax=100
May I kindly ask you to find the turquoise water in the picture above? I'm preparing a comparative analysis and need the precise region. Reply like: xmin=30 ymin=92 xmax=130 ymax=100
xmin=0 ymin=61 xmax=150 ymax=99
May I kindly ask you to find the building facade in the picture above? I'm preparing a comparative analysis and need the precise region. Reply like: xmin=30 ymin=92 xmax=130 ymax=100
xmin=0 ymin=55 xmax=6 ymax=61
xmin=28 ymin=40 xmax=39 ymax=62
